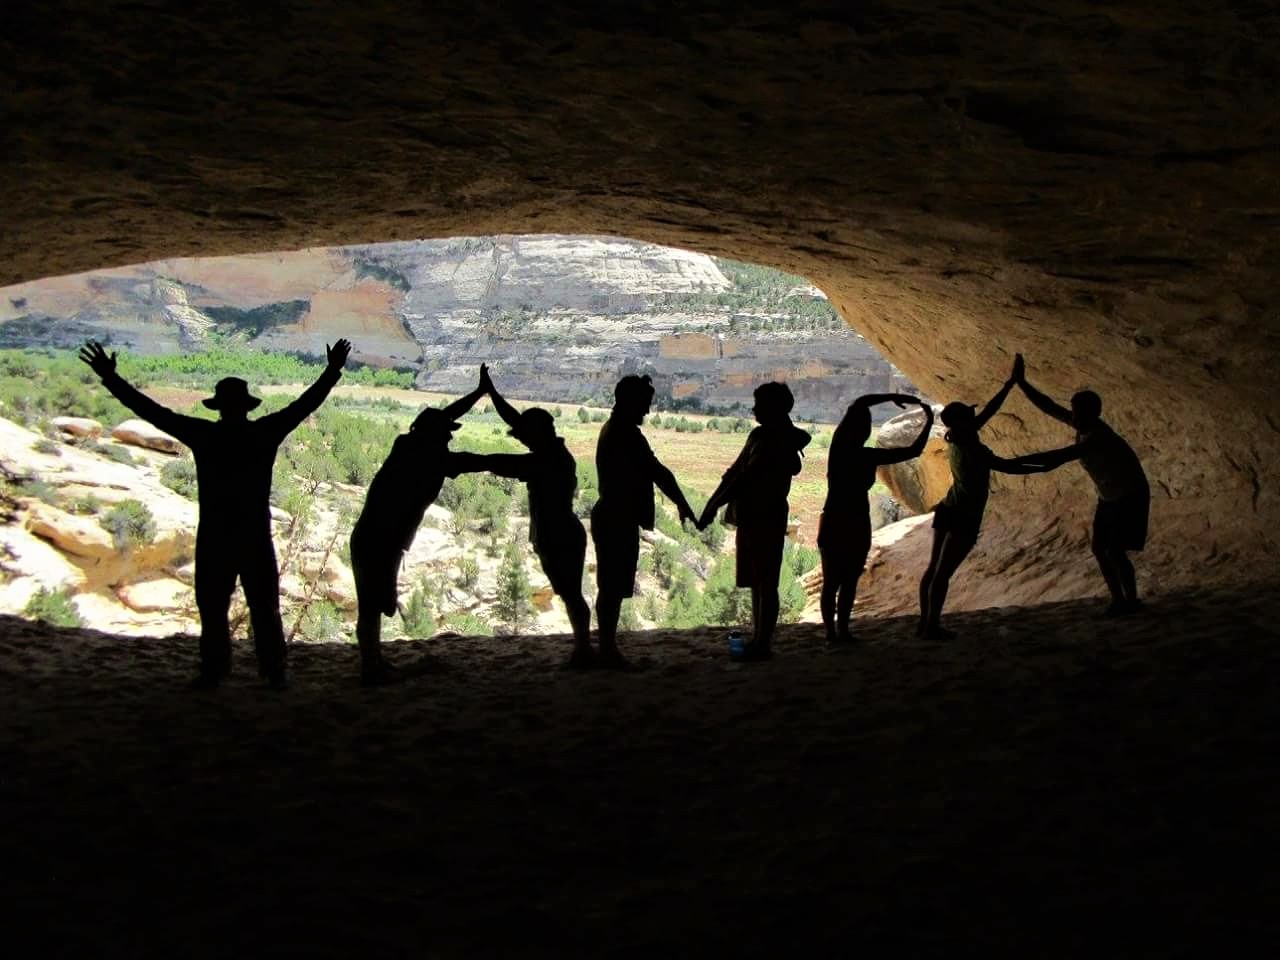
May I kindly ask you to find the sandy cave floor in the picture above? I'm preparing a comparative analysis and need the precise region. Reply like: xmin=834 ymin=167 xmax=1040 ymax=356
xmin=2 ymin=587 xmax=1280 ymax=957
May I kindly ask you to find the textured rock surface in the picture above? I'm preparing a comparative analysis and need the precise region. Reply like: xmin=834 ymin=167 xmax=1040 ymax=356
xmin=50 ymin=417 xmax=103 ymax=439
xmin=1 ymin=1 xmax=1277 ymax=596
xmin=875 ymin=404 xmax=950 ymax=515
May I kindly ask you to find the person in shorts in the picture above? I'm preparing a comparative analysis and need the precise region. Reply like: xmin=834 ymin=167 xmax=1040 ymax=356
xmin=449 ymin=368 xmax=593 ymax=668
xmin=1014 ymin=356 xmax=1151 ymax=616
xmin=591 ymin=375 xmax=697 ymax=669
xmin=699 ymin=382 xmax=813 ymax=660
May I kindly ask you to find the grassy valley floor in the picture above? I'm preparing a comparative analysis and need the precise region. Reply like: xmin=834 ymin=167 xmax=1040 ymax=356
xmin=3 ymin=584 xmax=1279 ymax=957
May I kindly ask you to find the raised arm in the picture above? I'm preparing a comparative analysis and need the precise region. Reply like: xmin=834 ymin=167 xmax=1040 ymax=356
xmin=1016 ymin=367 xmax=1074 ymax=426
xmin=477 ymin=364 xmax=522 ymax=429
xmin=973 ymin=357 xmax=1022 ymax=432
xmin=441 ymin=364 xmax=489 ymax=422
xmin=259 ymin=339 xmax=349 ymax=439
xmin=78 ymin=341 xmax=201 ymax=445
xmin=872 ymin=402 xmax=934 ymax=466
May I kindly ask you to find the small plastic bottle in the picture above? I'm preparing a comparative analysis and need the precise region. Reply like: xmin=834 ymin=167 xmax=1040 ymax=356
xmin=727 ymin=630 xmax=746 ymax=660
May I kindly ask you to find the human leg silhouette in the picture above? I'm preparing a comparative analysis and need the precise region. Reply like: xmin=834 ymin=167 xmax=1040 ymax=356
xmin=918 ymin=526 xmax=947 ymax=633
xmin=835 ymin=570 xmax=862 ymax=640
xmin=819 ymin=549 xmax=840 ymax=642
xmin=241 ymin=537 xmax=287 ymax=689
xmin=192 ymin=540 xmax=237 ymax=689
xmin=921 ymin=532 xmax=976 ymax=640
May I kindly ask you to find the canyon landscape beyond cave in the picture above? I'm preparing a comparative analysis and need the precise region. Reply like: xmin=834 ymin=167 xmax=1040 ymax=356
xmin=3 ymin=1 xmax=1277 ymax=595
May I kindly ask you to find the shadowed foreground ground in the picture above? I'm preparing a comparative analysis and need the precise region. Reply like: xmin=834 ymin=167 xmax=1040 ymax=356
xmin=3 ymin=588 xmax=1279 ymax=957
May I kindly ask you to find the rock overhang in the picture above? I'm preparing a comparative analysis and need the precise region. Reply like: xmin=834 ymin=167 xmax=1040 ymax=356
xmin=2 ymin=0 xmax=1277 ymax=590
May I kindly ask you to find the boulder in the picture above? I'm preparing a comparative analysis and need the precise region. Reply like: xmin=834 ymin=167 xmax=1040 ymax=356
xmin=111 ymin=419 xmax=184 ymax=455
xmin=51 ymin=416 xmax=103 ymax=439
xmin=869 ymin=493 xmax=902 ymax=531
xmin=875 ymin=405 xmax=950 ymax=516
xmin=25 ymin=501 xmax=116 ymax=561
xmin=117 ymin=578 xmax=192 ymax=614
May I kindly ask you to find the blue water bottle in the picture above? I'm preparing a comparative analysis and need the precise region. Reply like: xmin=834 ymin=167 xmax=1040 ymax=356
xmin=727 ymin=630 xmax=746 ymax=660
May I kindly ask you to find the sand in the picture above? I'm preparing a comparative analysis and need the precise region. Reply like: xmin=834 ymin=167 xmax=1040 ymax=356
xmin=3 ymin=586 xmax=1279 ymax=957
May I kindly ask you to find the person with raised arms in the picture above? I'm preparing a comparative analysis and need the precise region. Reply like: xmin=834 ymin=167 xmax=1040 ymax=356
xmin=819 ymin=392 xmax=933 ymax=644
xmin=447 ymin=368 xmax=593 ymax=667
xmin=1012 ymin=355 xmax=1151 ymax=617
xmin=80 ymin=338 xmax=351 ymax=690
xmin=349 ymin=367 xmax=490 ymax=686
xmin=920 ymin=356 xmax=1057 ymax=641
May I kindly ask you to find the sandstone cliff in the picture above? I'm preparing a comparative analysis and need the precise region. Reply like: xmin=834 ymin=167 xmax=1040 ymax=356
xmin=0 ymin=237 xmax=917 ymax=423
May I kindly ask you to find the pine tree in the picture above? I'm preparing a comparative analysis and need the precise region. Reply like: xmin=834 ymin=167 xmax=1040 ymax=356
xmin=495 ymin=541 xmax=532 ymax=634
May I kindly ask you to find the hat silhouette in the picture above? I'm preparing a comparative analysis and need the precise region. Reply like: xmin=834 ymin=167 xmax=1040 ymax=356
xmin=203 ymin=377 xmax=262 ymax=412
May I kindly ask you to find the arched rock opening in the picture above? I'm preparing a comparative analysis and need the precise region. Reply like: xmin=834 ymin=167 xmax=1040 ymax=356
xmin=4 ymin=1 xmax=1277 ymax=599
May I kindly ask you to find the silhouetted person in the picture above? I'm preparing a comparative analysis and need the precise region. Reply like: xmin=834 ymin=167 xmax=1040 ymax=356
xmin=819 ymin=393 xmax=933 ymax=643
xmin=920 ymin=356 xmax=1055 ymax=641
xmin=699 ymin=382 xmax=811 ymax=660
xmin=79 ymin=338 xmax=352 ymax=689
xmin=349 ymin=368 xmax=489 ymax=686
xmin=593 ymin=375 xmax=697 ymax=669
xmin=449 ymin=368 xmax=592 ymax=667
xmin=1013 ymin=356 xmax=1151 ymax=616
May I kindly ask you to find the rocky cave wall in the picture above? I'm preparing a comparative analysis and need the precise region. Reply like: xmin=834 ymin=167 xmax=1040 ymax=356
xmin=3 ymin=0 xmax=1277 ymax=599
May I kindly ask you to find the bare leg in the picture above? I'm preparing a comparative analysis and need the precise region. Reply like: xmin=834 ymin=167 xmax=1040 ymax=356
xmin=563 ymin=590 xmax=592 ymax=655
xmin=756 ymin=583 xmax=780 ymax=652
xmin=836 ymin=572 xmax=861 ymax=640
xmin=923 ymin=533 xmax=975 ymax=638
xmin=1092 ymin=537 xmax=1125 ymax=603
xmin=819 ymin=548 xmax=838 ymax=642
xmin=596 ymin=592 xmax=621 ymax=655
xmin=1115 ymin=551 xmax=1139 ymax=603
xmin=918 ymin=527 xmax=947 ymax=636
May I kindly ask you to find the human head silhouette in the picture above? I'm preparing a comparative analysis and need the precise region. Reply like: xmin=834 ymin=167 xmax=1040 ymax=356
xmin=614 ymin=375 xmax=655 ymax=424
xmin=410 ymin=407 xmax=463 ymax=441
xmin=752 ymin=381 xmax=794 ymax=425
xmin=1070 ymin=390 xmax=1103 ymax=430
xmin=940 ymin=401 xmax=978 ymax=441
xmin=512 ymin=407 xmax=556 ymax=447
xmin=203 ymin=377 xmax=261 ymax=421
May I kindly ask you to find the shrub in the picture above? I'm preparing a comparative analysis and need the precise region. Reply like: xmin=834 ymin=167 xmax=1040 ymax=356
xmin=618 ymin=598 xmax=641 ymax=632
xmin=160 ymin=457 xmax=199 ymax=500
xmin=91 ymin=442 xmax=136 ymax=466
xmin=495 ymin=541 xmax=532 ymax=633
xmin=576 ymin=406 xmax=590 ymax=423
xmin=101 ymin=499 xmax=156 ymax=552
xmin=32 ymin=438 xmax=61 ymax=456
xmin=299 ymin=600 xmax=344 ymax=642
xmin=69 ymin=494 xmax=102 ymax=516
xmin=24 ymin=587 xmax=83 ymax=628
xmin=456 ymin=555 xmax=480 ymax=590
xmin=400 ymin=583 xmax=436 ymax=639
xmin=439 ymin=610 xmax=493 ymax=637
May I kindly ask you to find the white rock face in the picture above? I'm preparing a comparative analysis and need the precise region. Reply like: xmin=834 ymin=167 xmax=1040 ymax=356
xmin=111 ymin=419 xmax=184 ymax=455
xmin=117 ymin=577 xmax=192 ymax=613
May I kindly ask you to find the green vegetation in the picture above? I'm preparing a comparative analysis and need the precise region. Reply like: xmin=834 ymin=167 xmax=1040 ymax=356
xmin=495 ymin=541 xmax=532 ymax=633
xmin=24 ymin=587 xmax=83 ymax=628
xmin=400 ymin=581 xmax=437 ymax=639
xmin=101 ymin=499 xmax=156 ymax=552
xmin=160 ymin=457 xmax=199 ymax=500
xmin=661 ymin=256 xmax=846 ymax=333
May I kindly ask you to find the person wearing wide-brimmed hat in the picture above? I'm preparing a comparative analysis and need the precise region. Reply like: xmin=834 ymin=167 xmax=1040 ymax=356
xmin=348 ymin=366 xmax=490 ymax=686
xmin=80 ymin=338 xmax=352 ymax=690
